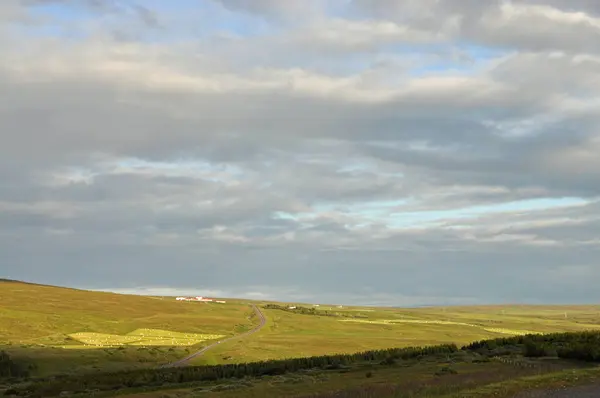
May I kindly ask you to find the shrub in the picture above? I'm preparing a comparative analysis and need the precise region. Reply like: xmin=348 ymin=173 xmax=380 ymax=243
xmin=434 ymin=366 xmax=458 ymax=376
xmin=0 ymin=351 xmax=28 ymax=378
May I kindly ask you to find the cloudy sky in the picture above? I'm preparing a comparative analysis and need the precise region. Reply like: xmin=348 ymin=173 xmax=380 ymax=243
xmin=2 ymin=0 xmax=600 ymax=306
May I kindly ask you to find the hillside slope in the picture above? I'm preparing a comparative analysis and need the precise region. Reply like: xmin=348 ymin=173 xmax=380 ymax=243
xmin=0 ymin=280 xmax=257 ymax=375
xmin=3 ymin=279 xmax=600 ymax=377
xmin=0 ymin=280 xmax=253 ymax=344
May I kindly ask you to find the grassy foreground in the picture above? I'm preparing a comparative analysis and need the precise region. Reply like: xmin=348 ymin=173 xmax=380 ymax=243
xmin=5 ymin=331 xmax=600 ymax=397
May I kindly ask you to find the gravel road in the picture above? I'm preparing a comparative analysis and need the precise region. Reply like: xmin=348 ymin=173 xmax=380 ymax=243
xmin=160 ymin=304 xmax=266 ymax=368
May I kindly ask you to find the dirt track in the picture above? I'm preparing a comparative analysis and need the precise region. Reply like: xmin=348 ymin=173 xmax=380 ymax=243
xmin=160 ymin=304 xmax=266 ymax=368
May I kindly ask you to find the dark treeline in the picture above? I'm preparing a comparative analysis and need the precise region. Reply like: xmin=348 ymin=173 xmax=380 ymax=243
xmin=0 ymin=351 xmax=27 ymax=378
xmin=7 ymin=344 xmax=458 ymax=397
xmin=264 ymin=304 xmax=338 ymax=317
xmin=464 ymin=330 xmax=600 ymax=362
xmin=263 ymin=304 xmax=367 ymax=319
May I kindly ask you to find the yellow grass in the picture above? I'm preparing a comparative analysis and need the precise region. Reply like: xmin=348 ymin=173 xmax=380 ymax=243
xmin=338 ymin=319 xmax=541 ymax=336
xmin=68 ymin=329 xmax=224 ymax=347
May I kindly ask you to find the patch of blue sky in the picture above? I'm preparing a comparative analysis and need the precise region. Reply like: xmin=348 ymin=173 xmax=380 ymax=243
xmin=20 ymin=2 xmax=91 ymax=39
xmin=22 ymin=0 xmax=277 ymax=43
xmin=407 ymin=43 xmax=508 ymax=77
xmin=28 ymin=1 xmax=91 ymax=21
xmin=273 ymin=196 xmax=587 ymax=228
xmin=385 ymin=197 xmax=587 ymax=228
xmin=336 ymin=162 xmax=372 ymax=173
xmin=60 ymin=166 xmax=99 ymax=185
xmin=314 ymin=200 xmax=409 ymax=213
xmin=273 ymin=199 xmax=410 ymax=222
xmin=272 ymin=211 xmax=300 ymax=221
xmin=185 ymin=0 xmax=276 ymax=38
xmin=322 ymin=0 xmax=355 ymax=18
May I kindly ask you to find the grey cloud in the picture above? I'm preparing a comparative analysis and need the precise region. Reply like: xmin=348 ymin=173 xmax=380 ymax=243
xmin=24 ymin=0 xmax=160 ymax=28
xmin=211 ymin=0 xmax=320 ymax=19
xmin=353 ymin=0 xmax=600 ymax=53
xmin=521 ymin=0 xmax=600 ymax=16
xmin=4 ymin=225 xmax=600 ymax=305
xmin=2 ymin=0 xmax=600 ymax=305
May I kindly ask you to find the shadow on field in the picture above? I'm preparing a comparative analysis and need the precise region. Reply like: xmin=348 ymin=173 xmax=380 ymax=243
xmin=2 ymin=331 xmax=600 ymax=398
xmin=0 ymin=342 xmax=198 ymax=378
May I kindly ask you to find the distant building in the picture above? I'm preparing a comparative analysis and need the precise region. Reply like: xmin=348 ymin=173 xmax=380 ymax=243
xmin=175 ymin=296 xmax=221 ymax=302
xmin=198 ymin=297 xmax=214 ymax=302
xmin=288 ymin=306 xmax=297 ymax=309
xmin=215 ymin=300 xmax=226 ymax=304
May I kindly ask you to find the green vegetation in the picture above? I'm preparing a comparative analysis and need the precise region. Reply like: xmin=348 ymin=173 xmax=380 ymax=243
xmin=339 ymin=318 xmax=542 ymax=335
xmin=446 ymin=367 xmax=600 ymax=397
xmin=467 ymin=330 xmax=600 ymax=362
xmin=0 ymin=351 xmax=28 ymax=378
xmin=263 ymin=304 xmax=367 ymax=319
xmin=6 ymin=331 xmax=600 ymax=397
xmin=192 ymin=303 xmax=600 ymax=366
xmin=4 ymin=280 xmax=600 ymax=396
xmin=0 ymin=280 xmax=256 ymax=375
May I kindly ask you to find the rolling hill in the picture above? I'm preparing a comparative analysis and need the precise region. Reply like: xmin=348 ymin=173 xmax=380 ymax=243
xmin=0 ymin=279 xmax=256 ymax=375
xmin=2 ymin=279 xmax=600 ymax=382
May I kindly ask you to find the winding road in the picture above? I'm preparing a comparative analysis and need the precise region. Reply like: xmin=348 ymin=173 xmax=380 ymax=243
xmin=160 ymin=304 xmax=266 ymax=368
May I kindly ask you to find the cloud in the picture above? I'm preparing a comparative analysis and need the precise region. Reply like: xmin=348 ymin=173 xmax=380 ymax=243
xmin=211 ymin=0 xmax=321 ymax=20
xmin=1 ymin=0 xmax=599 ymax=305
xmin=25 ymin=0 xmax=160 ymax=26
xmin=353 ymin=0 xmax=600 ymax=53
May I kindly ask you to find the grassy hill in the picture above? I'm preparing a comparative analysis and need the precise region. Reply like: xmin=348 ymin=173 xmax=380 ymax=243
xmin=0 ymin=279 xmax=253 ymax=342
xmin=2 ymin=279 xmax=600 ymax=378
xmin=4 ymin=280 xmax=600 ymax=396
xmin=0 ymin=280 xmax=256 ymax=375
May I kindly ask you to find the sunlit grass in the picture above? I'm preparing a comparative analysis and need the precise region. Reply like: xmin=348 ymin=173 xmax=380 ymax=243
xmin=67 ymin=329 xmax=225 ymax=347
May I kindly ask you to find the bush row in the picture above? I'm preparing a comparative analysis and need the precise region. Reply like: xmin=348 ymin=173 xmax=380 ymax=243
xmin=9 ymin=331 xmax=600 ymax=397
xmin=7 ymin=344 xmax=458 ymax=396
xmin=464 ymin=330 xmax=600 ymax=362
xmin=0 ymin=351 xmax=28 ymax=378
xmin=263 ymin=304 xmax=367 ymax=318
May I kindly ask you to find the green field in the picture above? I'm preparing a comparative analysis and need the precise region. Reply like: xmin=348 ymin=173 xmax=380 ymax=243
xmin=8 ymin=332 xmax=600 ymax=398
xmin=193 ymin=303 xmax=600 ymax=366
xmin=3 ymin=280 xmax=600 ymax=396
xmin=0 ymin=280 xmax=255 ymax=375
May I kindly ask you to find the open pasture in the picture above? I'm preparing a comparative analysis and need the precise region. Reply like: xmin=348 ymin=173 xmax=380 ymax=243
xmin=338 ymin=319 xmax=542 ymax=336
xmin=193 ymin=304 xmax=600 ymax=366
xmin=0 ymin=280 xmax=254 ymax=344
xmin=4 ymin=280 xmax=600 ymax=376
xmin=0 ymin=280 xmax=257 ymax=374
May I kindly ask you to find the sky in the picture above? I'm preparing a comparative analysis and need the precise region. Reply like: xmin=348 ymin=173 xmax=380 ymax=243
xmin=1 ymin=0 xmax=600 ymax=306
